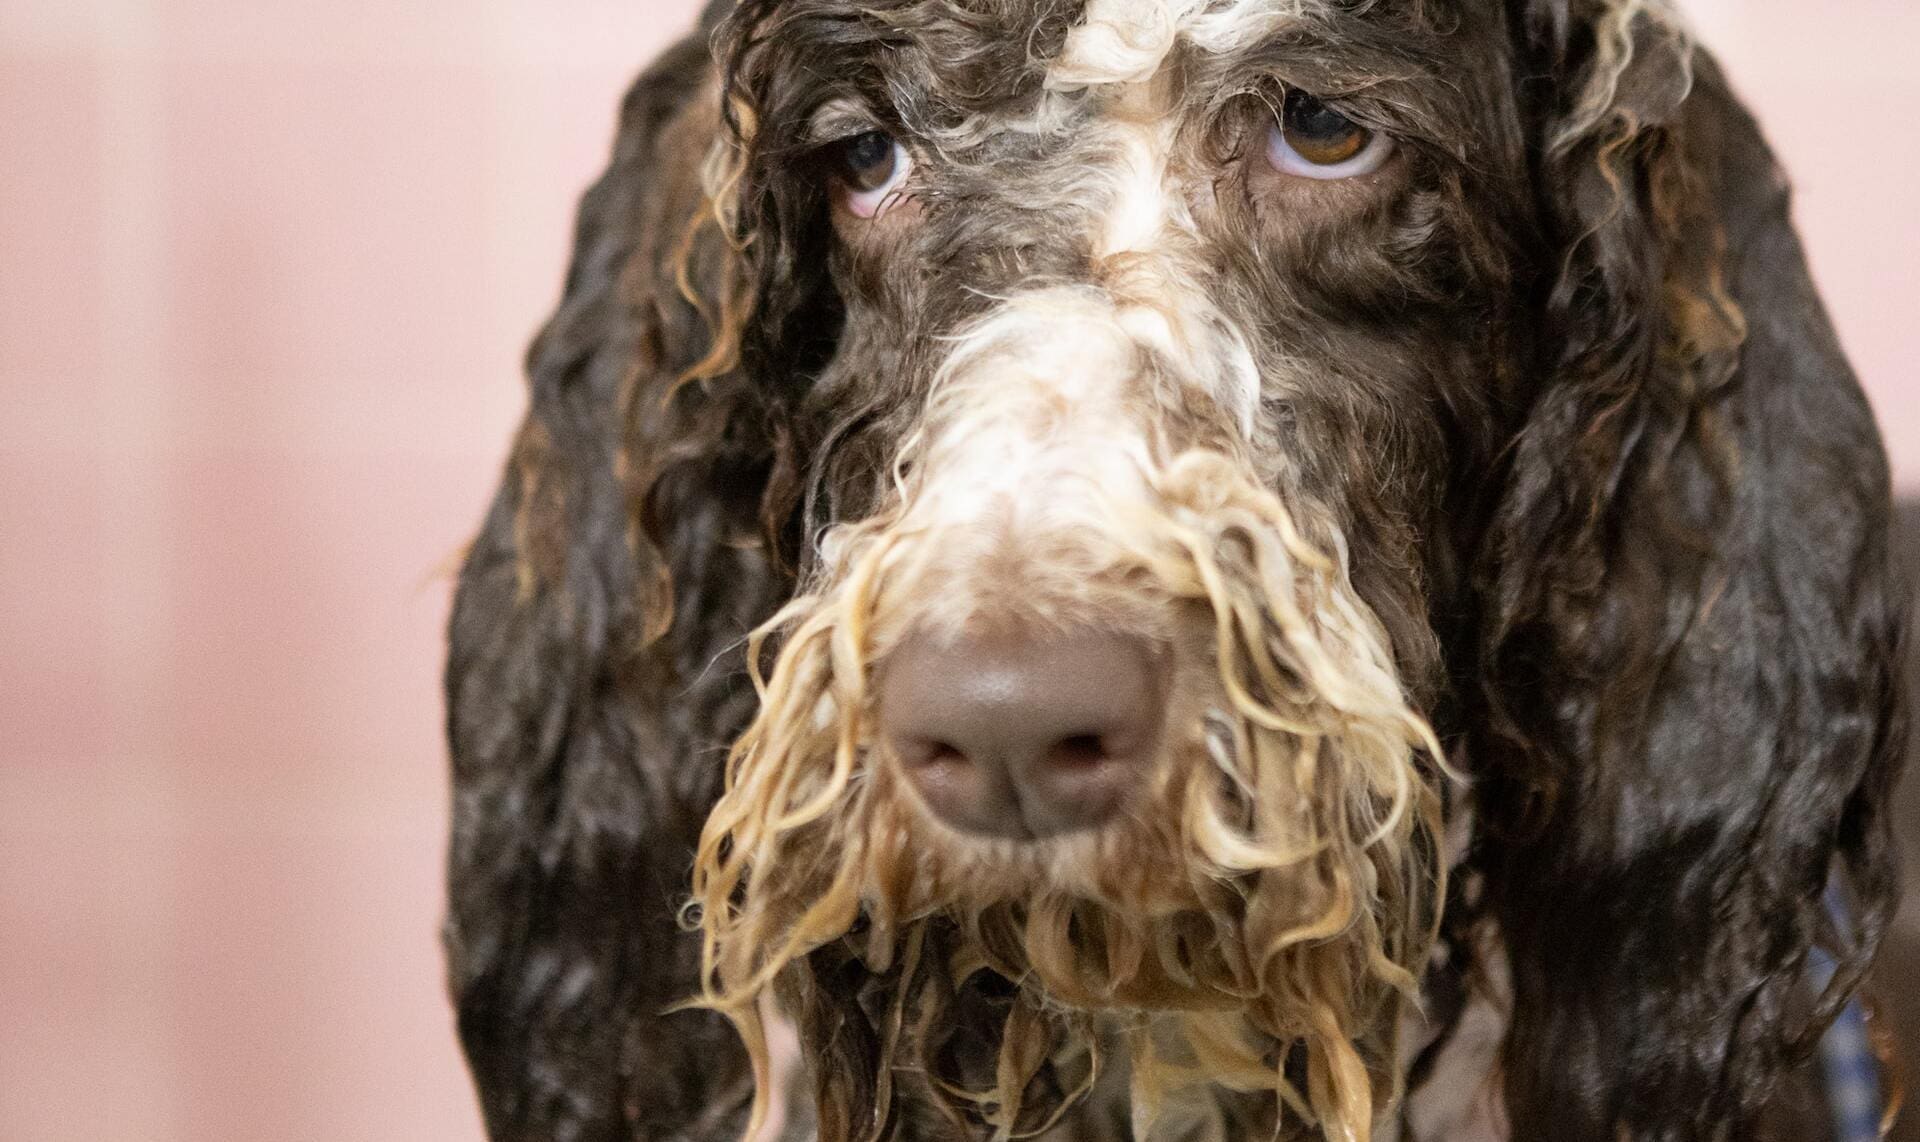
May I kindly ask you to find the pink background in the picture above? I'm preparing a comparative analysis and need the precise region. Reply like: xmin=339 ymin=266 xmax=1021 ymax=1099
xmin=0 ymin=2 xmax=1912 ymax=1140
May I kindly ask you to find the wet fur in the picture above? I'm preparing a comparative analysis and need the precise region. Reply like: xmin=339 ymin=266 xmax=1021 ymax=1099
xmin=444 ymin=1 xmax=1904 ymax=1139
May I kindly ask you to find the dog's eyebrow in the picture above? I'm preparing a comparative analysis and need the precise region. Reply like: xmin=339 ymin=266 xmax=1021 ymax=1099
xmin=805 ymin=98 xmax=884 ymax=146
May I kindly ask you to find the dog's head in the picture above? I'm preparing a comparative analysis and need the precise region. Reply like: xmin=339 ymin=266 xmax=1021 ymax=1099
xmin=686 ymin=2 xmax=1518 ymax=1135
xmin=494 ymin=1 xmax=1896 ymax=1139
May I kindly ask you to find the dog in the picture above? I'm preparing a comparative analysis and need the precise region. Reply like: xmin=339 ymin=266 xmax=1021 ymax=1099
xmin=443 ymin=1 xmax=1906 ymax=1138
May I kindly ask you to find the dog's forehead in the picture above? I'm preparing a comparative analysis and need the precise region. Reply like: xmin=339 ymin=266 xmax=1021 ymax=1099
xmin=1045 ymin=0 xmax=1319 ymax=90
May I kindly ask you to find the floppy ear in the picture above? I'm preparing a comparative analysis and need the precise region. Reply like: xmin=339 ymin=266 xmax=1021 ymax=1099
xmin=1475 ymin=2 xmax=1904 ymax=1137
xmin=443 ymin=12 xmax=797 ymax=1139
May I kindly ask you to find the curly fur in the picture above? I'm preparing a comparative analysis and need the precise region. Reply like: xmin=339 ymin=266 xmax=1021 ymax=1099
xmin=693 ymin=440 xmax=1445 ymax=1141
xmin=444 ymin=1 xmax=1905 ymax=1140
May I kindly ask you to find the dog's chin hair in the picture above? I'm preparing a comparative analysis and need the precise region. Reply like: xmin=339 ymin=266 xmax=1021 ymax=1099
xmin=689 ymin=450 xmax=1445 ymax=1142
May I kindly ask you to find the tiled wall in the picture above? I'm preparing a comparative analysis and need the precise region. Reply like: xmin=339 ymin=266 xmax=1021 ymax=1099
xmin=1689 ymin=0 xmax=1920 ymax=452
xmin=0 ymin=3 xmax=1911 ymax=1140
xmin=1 ymin=3 xmax=697 ymax=1139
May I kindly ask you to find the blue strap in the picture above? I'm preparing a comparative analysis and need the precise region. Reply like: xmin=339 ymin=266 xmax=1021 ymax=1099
xmin=1814 ymin=888 xmax=1884 ymax=1142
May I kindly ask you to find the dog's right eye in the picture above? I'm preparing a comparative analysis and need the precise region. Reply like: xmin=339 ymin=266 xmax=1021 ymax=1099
xmin=832 ymin=130 xmax=913 ymax=219
xmin=838 ymin=131 xmax=897 ymax=189
xmin=1267 ymin=91 xmax=1394 ymax=180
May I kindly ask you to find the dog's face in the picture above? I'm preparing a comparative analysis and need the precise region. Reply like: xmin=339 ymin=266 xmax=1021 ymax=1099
xmin=689 ymin=2 xmax=1550 ymax=1136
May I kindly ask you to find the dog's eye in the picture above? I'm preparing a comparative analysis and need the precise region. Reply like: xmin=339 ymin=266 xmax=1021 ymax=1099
xmin=1268 ymin=92 xmax=1394 ymax=180
xmin=833 ymin=130 xmax=913 ymax=219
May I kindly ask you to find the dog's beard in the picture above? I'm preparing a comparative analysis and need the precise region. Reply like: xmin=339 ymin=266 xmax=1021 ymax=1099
xmin=690 ymin=449 xmax=1444 ymax=1142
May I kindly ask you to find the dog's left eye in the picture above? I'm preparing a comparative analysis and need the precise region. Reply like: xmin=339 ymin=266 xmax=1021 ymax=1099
xmin=833 ymin=130 xmax=914 ymax=218
xmin=1267 ymin=91 xmax=1395 ymax=180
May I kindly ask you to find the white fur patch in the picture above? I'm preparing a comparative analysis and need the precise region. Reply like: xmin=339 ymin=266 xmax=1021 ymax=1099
xmin=1021 ymin=0 xmax=1288 ymax=435
xmin=1047 ymin=0 xmax=1194 ymax=90
xmin=909 ymin=279 xmax=1262 ymax=554
xmin=1046 ymin=0 xmax=1322 ymax=91
xmin=915 ymin=289 xmax=1153 ymax=533
xmin=1096 ymin=114 xmax=1179 ymax=257
xmin=862 ymin=0 xmax=1295 ymax=558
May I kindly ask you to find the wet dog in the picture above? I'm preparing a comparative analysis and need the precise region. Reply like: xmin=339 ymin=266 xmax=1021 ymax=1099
xmin=445 ymin=2 xmax=1904 ymax=1138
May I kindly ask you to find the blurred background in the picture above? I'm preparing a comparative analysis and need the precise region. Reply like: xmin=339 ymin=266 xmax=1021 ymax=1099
xmin=0 ymin=1 xmax=1913 ymax=1139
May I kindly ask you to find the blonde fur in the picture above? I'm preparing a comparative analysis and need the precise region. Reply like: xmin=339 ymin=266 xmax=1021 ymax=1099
xmin=690 ymin=431 xmax=1445 ymax=1141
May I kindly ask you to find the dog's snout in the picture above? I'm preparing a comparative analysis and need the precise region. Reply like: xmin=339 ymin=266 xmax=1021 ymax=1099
xmin=878 ymin=626 xmax=1166 ymax=839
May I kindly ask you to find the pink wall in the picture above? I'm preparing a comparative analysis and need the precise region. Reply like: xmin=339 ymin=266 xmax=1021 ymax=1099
xmin=1689 ymin=0 xmax=1920 ymax=459
xmin=1 ymin=3 xmax=703 ymax=1139
xmin=0 ymin=3 xmax=1911 ymax=1140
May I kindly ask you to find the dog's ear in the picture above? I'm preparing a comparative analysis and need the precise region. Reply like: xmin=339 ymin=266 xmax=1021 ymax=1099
xmin=1475 ymin=2 xmax=1904 ymax=1137
xmin=444 ymin=26 xmax=798 ymax=1139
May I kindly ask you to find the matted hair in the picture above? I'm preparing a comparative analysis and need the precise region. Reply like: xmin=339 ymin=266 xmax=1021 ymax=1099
xmin=690 ymin=442 xmax=1445 ymax=1141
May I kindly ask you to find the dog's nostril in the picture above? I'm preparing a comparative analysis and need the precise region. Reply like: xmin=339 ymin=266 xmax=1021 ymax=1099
xmin=877 ymin=625 xmax=1167 ymax=840
xmin=1049 ymin=734 xmax=1108 ymax=769
xmin=910 ymin=737 xmax=975 ymax=771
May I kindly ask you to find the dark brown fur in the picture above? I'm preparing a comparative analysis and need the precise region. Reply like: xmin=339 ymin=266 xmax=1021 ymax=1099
xmin=445 ymin=1 xmax=1904 ymax=1138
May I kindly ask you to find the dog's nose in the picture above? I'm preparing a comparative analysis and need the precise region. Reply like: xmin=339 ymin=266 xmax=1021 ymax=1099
xmin=877 ymin=626 xmax=1166 ymax=839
